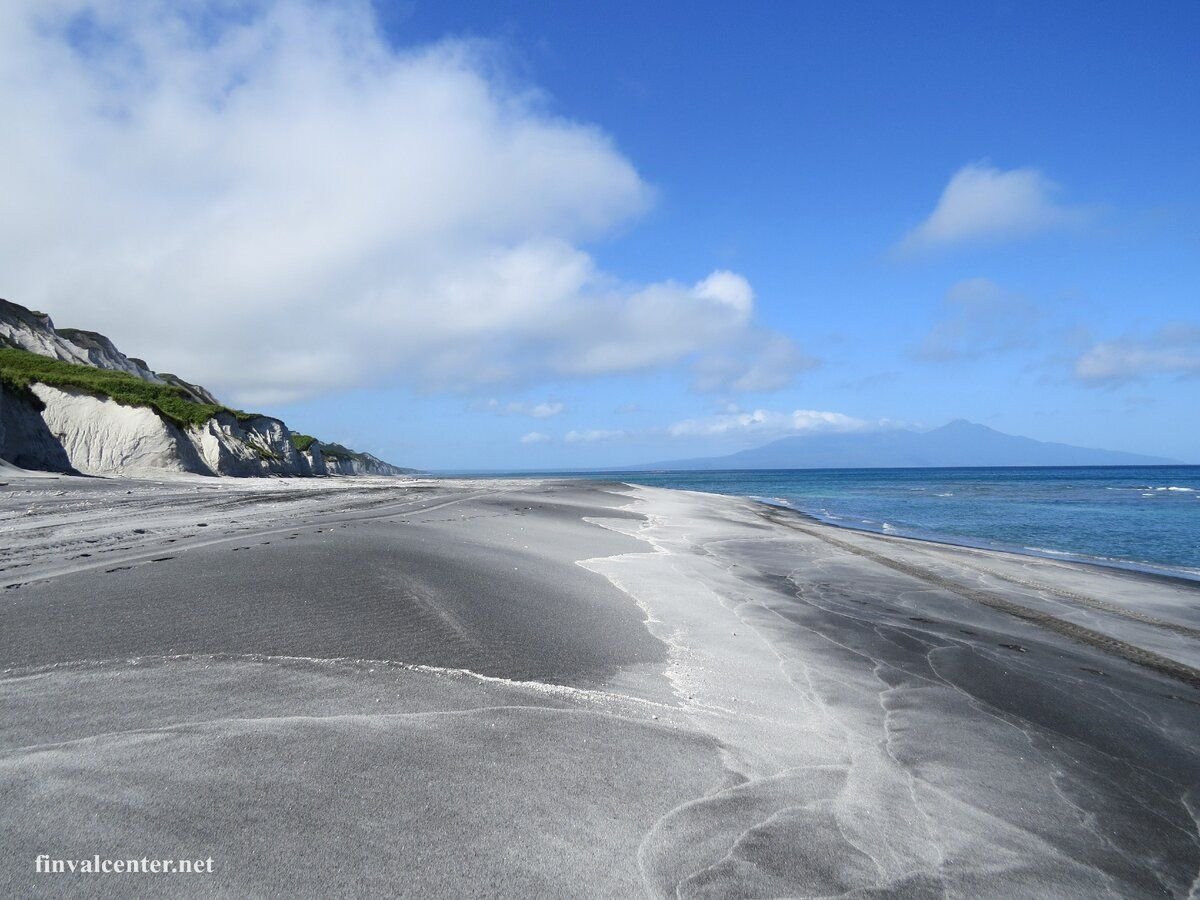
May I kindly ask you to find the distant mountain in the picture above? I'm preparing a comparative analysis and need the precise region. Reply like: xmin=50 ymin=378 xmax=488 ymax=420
xmin=637 ymin=420 xmax=1179 ymax=470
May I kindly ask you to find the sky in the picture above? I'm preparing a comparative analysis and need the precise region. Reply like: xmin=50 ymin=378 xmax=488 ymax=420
xmin=1 ymin=0 xmax=1197 ymax=469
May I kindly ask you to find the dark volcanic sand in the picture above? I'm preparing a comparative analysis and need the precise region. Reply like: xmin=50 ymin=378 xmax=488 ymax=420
xmin=1 ymin=476 xmax=1198 ymax=898
xmin=0 ymin=487 xmax=659 ymax=682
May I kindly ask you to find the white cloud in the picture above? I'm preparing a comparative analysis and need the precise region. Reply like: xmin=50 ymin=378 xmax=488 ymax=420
xmin=564 ymin=429 xmax=626 ymax=443
xmin=1075 ymin=324 xmax=1200 ymax=384
xmin=898 ymin=162 xmax=1088 ymax=253
xmin=668 ymin=409 xmax=873 ymax=438
xmin=692 ymin=333 xmax=818 ymax=393
xmin=692 ymin=271 xmax=754 ymax=317
xmin=915 ymin=278 xmax=1039 ymax=361
xmin=526 ymin=402 xmax=565 ymax=418
xmin=544 ymin=270 xmax=756 ymax=377
xmin=519 ymin=431 xmax=551 ymax=444
xmin=477 ymin=399 xmax=565 ymax=418
xmin=0 ymin=1 xmax=775 ymax=406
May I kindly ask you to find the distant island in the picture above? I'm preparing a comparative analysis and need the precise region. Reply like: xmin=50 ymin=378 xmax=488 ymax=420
xmin=0 ymin=299 xmax=411 ymax=477
xmin=637 ymin=419 xmax=1179 ymax=470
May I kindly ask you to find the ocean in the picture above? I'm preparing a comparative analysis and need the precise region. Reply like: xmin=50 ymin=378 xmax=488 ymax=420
xmin=507 ymin=466 xmax=1200 ymax=581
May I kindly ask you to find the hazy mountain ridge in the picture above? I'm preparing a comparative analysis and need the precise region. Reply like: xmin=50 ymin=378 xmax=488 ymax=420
xmin=0 ymin=299 xmax=411 ymax=477
xmin=639 ymin=420 xmax=1179 ymax=470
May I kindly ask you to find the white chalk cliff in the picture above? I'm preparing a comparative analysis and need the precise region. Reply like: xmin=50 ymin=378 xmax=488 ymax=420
xmin=0 ymin=299 xmax=411 ymax=478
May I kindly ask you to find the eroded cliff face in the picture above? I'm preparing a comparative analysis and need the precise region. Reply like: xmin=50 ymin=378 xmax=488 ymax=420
xmin=323 ymin=452 xmax=401 ymax=476
xmin=0 ymin=299 xmax=410 ymax=478
xmin=32 ymin=384 xmax=201 ymax=474
xmin=0 ymin=383 xmax=76 ymax=473
xmin=29 ymin=385 xmax=405 ymax=476
xmin=191 ymin=413 xmax=308 ymax=477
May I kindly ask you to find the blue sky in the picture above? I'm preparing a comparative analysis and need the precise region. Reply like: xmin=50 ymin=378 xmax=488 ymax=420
xmin=2 ymin=1 xmax=1197 ymax=468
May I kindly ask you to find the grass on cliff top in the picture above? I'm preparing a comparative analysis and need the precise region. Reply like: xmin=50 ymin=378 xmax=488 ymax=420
xmin=286 ymin=431 xmax=361 ymax=460
xmin=289 ymin=432 xmax=318 ymax=452
xmin=318 ymin=441 xmax=366 ymax=461
xmin=290 ymin=433 xmax=372 ymax=461
xmin=0 ymin=346 xmax=255 ymax=429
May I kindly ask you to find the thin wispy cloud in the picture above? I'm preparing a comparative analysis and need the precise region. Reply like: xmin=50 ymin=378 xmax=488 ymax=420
xmin=0 ymin=1 xmax=782 ymax=406
xmin=915 ymin=278 xmax=1040 ymax=362
xmin=668 ymin=409 xmax=876 ymax=438
xmin=897 ymin=162 xmax=1090 ymax=253
xmin=692 ymin=333 xmax=818 ymax=393
xmin=519 ymin=432 xmax=552 ymax=444
xmin=1074 ymin=324 xmax=1200 ymax=384
xmin=564 ymin=429 xmax=626 ymax=444
xmin=476 ymin=399 xmax=566 ymax=418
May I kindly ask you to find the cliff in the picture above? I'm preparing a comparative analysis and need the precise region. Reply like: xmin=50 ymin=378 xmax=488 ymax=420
xmin=0 ymin=299 xmax=412 ymax=478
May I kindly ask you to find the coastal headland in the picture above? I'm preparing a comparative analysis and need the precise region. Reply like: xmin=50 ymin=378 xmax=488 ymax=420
xmin=2 ymin=476 xmax=1197 ymax=897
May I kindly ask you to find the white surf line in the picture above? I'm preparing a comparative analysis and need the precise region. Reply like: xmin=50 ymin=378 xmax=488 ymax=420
xmin=759 ymin=498 xmax=1200 ymax=614
xmin=762 ymin=507 xmax=1200 ymax=688
xmin=0 ymin=652 xmax=684 ymax=717
xmin=889 ymin=544 xmax=1200 ymax=639
xmin=761 ymin=496 xmax=1200 ymax=601
xmin=0 ymin=703 xmax=674 ymax=759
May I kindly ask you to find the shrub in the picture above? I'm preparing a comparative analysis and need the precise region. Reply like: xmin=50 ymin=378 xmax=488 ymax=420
xmin=318 ymin=441 xmax=365 ymax=462
xmin=290 ymin=433 xmax=318 ymax=452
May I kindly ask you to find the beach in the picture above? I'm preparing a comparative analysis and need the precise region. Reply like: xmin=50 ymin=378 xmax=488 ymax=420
xmin=1 ymin=475 xmax=1197 ymax=898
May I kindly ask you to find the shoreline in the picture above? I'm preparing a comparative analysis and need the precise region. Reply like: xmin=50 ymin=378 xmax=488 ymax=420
xmin=753 ymin=494 xmax=1200 ymax=587
xmin=454 ymin=467 xmax=1200 ymax=584
xmin=2 ymin=475 xmax=1198 ymax=896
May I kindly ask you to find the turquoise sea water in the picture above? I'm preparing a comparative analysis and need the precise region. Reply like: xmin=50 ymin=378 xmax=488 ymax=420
xmin=509 ymin=466 xmax=1200 ymax=580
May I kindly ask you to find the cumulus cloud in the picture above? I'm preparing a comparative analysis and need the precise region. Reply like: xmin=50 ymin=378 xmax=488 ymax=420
xmin=544 ymin=270 xmax=757 ymax=377
xmin=668 ymin=409 xmax=874 ymax=438
xmin=0 ymin=1 xmax=776 ymax=405
xmin=898 ymin=162 xmax=1089 ymax=253
xmin=915 ymin=278 xmax=1040 ymax=362
xmin=692 ymin=333 xmax=818 ymax=393
xmin=564 ymin=429 xmax=626 ymax=443
xmin=519 ymin=431 xmax=551 ymax=444
xmin=1074 ymin=324 xmax=1200 ymax=384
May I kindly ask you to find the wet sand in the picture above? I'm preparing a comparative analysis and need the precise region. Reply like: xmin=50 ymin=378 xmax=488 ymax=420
xmin=1 ymin=476 xmax=1197 ymax=897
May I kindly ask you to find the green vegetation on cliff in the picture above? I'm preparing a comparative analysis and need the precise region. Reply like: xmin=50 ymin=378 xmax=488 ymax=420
xmin=289 ymin=433 xmax=318 ymax=452
xmin=0 ymin=347 xmax=254 ymax=429
xmin=319 ymin=442 xmax=368 ymax=462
